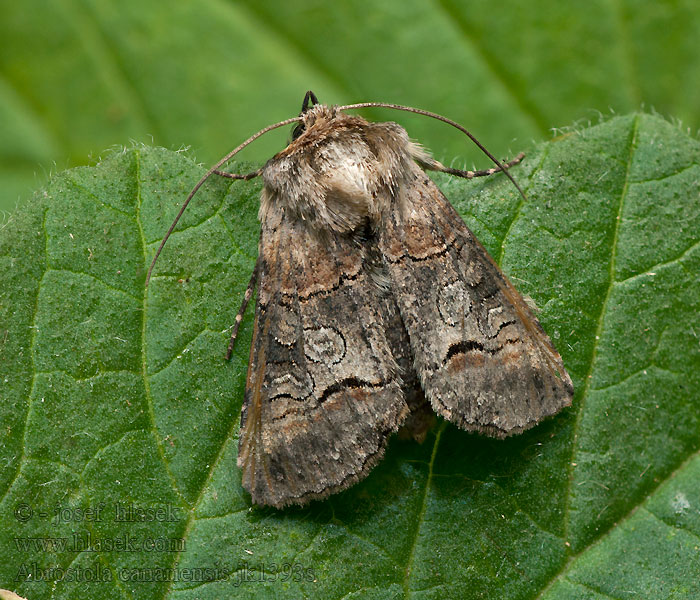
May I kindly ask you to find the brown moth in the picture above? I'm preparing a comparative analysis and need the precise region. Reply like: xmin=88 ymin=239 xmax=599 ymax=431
xmin=147 ymin=91 xmax=573 ymax=508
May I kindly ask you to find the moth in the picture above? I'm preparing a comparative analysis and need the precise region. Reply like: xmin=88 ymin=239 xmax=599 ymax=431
xmin=148 ymin=91 xmax=573 ymax=508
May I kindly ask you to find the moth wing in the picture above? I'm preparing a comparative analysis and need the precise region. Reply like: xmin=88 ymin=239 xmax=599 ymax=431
xmin=379 ymin=168 xmax=573 ymax=437
xmin=238 ymin=209 xmax=408 ymax=508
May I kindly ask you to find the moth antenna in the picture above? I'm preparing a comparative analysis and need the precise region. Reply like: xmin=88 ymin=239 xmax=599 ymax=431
xmin=336 ymin=102 xmax=528 ymax=202
xmin=145 ymin=115 xmax=302 ymax=286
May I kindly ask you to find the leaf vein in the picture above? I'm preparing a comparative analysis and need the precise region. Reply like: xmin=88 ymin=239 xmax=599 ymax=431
xmin=564 ymin=577 xmax=627 ymax=600
xmin=615 ymin=239 xmax=700 ymax=285
xmin=135 ymin=149 xmax=189 ymax=510
xmin=146 ymin=327 xmax=215 ymax=378
xmin=61 ymin=0 xmax=162 ymax=138
xmin=402 ymin=421 xmax=446 ymax=598
xmin=497 ymin=143 xmax=551 ymax=264
xmin=642 ymin=505 xmax=700 ymax=546
xmin=433 ymin=0 xmax=549 ymax=134
xmin=535 ymin=433 xmax=700 ymax=600
xmin=0 ymin=208 xmax=48 ymax=508
xmin=563 ymin=115 xmax=640 ymax=549
xmin=239 ymin=3 xmax=355 ymax=103
xmin=630 ymin=159 xmax=700 ymax=184
xmin=49 ymin=267 xmax=141 ymax=302
xmin=65 ymin=172 xmax=135 ymax=219
xmin=590 ymin=363 xmax=674 ymax=393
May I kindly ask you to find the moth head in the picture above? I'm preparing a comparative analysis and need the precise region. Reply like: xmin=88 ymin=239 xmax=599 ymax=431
xmin=290 ymin=104 xmax=344 ymax=143
xmin=290 ymin=90 xmax=323 ymax=141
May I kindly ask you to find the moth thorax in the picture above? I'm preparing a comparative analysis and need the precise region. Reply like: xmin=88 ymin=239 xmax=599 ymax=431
xmin=261 ymin=137 xmax=394 ymax=232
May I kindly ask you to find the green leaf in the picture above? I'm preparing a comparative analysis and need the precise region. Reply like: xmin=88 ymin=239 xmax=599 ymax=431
xmin=3 ymin=1 xmax=700 ymax=212
xmin=1 ymin=113 xmax=699 ymax=600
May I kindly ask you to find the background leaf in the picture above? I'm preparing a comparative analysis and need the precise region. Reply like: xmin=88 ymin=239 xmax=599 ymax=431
xmin=2 ymin=1 xmax=700 ymax=212
xmin=1 ymin=113 xmax=699 ymax=599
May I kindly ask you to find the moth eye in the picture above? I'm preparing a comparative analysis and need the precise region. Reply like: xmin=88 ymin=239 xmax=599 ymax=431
xmin=290 ymin=122 xmax=306 ymax=141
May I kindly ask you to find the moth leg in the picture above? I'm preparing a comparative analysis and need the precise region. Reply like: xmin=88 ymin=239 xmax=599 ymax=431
xmin=225 ymin=258 xmax=260 ymax=360
xmin=422 ymin=152 xmax=525 ymax=180
xmin=213 ymin=168 xmax=262 ymax=180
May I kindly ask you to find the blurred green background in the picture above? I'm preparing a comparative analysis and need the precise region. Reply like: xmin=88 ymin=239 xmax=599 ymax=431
xmin=2 ymin=0 xmax=699 ymax=214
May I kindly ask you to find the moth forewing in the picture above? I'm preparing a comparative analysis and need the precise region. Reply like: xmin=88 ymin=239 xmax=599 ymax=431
xmin=238 ymin=208 xmax=409 ymax=508
xmin=378 ymin=170 xmax=573 ymax=437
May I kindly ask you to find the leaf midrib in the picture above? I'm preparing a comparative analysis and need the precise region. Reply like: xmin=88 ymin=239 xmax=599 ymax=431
xmin=532 ymin=115 xmax=640 ymax=599
xmin=0 ymin=208 xmax=48 ymax=509
xmin=402 ymin=421 xmax=446 ymax=597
